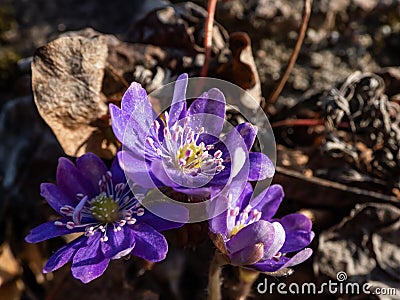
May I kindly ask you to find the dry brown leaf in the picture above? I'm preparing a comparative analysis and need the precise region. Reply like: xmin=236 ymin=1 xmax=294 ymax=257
xmin=315 ymin=203 xmax=400 ymax=297
xmin=0 ymin=243 xmax=21 ymax=287
xmin=216 ymin=32 xmax=263 ymax=110
xmin=32 ymin=34 xmax=116 ymax=159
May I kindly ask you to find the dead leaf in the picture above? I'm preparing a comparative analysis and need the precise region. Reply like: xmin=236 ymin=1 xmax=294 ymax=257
xmin=315 ymin=203 xmax=400 ymax=297
xmin=32 ymin=34 xmax=116 ymax=159
xmin=215 ymin=32 xmax=263 ymax=110
xmin=0 ymin=243 xmax=22 ymax=287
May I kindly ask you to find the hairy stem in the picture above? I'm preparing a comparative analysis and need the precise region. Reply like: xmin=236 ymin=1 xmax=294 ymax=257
xmin=208 ymin=251 xmax=228 ymax=300
xmin=236 ymin=268 xmax=260 ymax=300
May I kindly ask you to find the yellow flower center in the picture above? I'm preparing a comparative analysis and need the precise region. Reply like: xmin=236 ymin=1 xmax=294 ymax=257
xmin=229 ymin=224 xmax=245 ymax=237
xmin=176 ymin=142 xmax=205 ymax=170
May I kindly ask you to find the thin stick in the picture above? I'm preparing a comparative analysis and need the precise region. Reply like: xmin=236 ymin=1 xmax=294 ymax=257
xmin=106 ymin=63 xmax=130 ymax=89
xmin=271 ymin=119 xmax=352 ymax=129
xmin=271 ymin=118 xmax=323 ymax=128
xmin=200 ymin=0 xmax=217 ymax=77
xmin=276 ymin=166 xmax=400 ymax=204
xmin=266 ymin=0 xmax=313 ymax=105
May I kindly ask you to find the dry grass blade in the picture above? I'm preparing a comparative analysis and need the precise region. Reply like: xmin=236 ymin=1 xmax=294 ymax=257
xmin=266 ymin=0 xmax=313 ymax=106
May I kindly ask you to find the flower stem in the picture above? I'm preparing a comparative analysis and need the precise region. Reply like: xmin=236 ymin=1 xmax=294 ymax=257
xmin=236 ymin=268 xmax=260 ymax=300
xmin=208 ymin=251 xmax=228 ymax=300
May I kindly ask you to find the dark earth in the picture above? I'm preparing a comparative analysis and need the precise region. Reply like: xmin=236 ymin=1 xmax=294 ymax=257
xmin=0 ymin=0 xmax=399 ymax=299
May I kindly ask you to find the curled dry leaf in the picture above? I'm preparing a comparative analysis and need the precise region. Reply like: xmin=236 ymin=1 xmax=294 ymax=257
xmin=315 ymin=203 xmax=400 ymax=296
xmin=32 ymin=34 xmax=116 ymax=159
xmin=215 ymin=32 xmax=263 ymax=111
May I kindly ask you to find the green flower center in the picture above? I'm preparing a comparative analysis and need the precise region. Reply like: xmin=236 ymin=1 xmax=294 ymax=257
xmin=89 ymin=193 xmax=119 ymax=223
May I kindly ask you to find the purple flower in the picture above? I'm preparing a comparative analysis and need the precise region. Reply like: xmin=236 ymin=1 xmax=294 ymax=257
xmin=209 ymin=183 xmax=314 ymax=273
xmin=25 ymin=153 xmax=187 ymax=283
xmin=109 ymin=74 xmax=274 ymax=194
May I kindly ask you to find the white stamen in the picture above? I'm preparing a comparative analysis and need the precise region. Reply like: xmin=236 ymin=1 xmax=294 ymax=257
xmin=66 ymin=221 xmax=75 ymax=229
xmin=136 ymin=208 xmax=145 ymax=216
xmin=127 ymin=218 xmax=136 ymax=225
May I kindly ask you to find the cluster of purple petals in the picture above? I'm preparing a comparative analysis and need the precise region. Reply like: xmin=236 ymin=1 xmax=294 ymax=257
xmin=25 ymin=153 xmax=187 ymax=283
xmin=109 ymin=73 xmax=274 ymax=196
xmin=209 ymin=183 xmax=314 ymax=272
xmin=26 ymin=74 xmax=313 ymax=283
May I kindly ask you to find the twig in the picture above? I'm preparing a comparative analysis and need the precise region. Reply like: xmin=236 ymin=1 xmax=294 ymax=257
xmin=106 ymin=63 xmax=130 ymax=89
xmin=271 ymin=118 xmax=323 ymax=128
xmin=266 ymin=0 xmax=313 ymax=106
xmin=276 ymin=166 xmax=400 ymax=204
xmin=271 ymin=118 xmax=352 ymax=129
xmin=208 ymin=251 xmax=228 ymax=300
xmin=200 ymin=0 xmax=217 ymax=77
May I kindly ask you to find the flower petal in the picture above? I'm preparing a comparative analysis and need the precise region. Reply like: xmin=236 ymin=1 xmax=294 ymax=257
xmin=118 ymin=151 xmax=160 ymax=188
xmin=262 ymin=222 xmax=285 ymax=260
xmin=110 ymin=108 xmax=152 ymax=154
xmin=250 ymin=184 xmax=284 ymax=220
xmin=40 ymin=183 xmax=73 ymax=215
xmin=120 ymin=82 xmax=155 ymax=129
xmin=187 ymin=88 xmax=226 ymax=136
xmin=109 ymin=104 xmax=131 ymax=143
xmin=71 ymin=234 xmax=110 ymax=283
xmin=43 ymin=236 xmax=86 ymax=273
xmin=279 ymin=213 xmax=313 ymax=232
xmin=248 ymin=152 xmax=275 ymax=181
xmin=234 ymin=123 xmax=257 ymax=151
xmin=278 ymin=214 xmax=314 ymax=253
xmin=110 ymin=155 xmax=126 ymax=185
xmin=76 ymin=153 xmax=107 ymax=193
xmin=152 ymin=159 xmax=214 ymax=189
xmin=110 ymin=84 xmax=159 ymax=155
xmin=56 ymin=157 xmax=93 ymax=199
xmin=226 ymin=220 xmax=274 ymax=254
xmin=253 ymin=248 xmax=313 ymax=272
xmin=230 ymin=243 xmax=264 ymax=266
xmin=169 ymin=73 xmax=188 ymax=126
xmin=25 ymin=220 xmax=82 ymax=243
xmin=130 ymin=223 xmax=168 ymax=262
xmin=136 ymin=202 xmax=188 ymax=231
xmin=280 ymin=248 xmax=313 ymax=268
xmin=236 ymin=182 xmax=254 ymax=210
xmin=209 ymin=195 xmax=229 ymax=236
xmin=217 ymin=127 xmax=250 ymax=178
xmin=150 ymin=159 xmax=179 ymax=187
xmin=101 ymin=226 xmax=136 ymax=259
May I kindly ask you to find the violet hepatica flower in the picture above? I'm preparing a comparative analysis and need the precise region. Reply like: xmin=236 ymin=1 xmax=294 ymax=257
xmin=209 ymin=183 xmax=314 ymax=273
xmin=109 ymin=73 xmax=273 ymax=194
xmin=25 ymin=153 xmax=187 ymax=283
